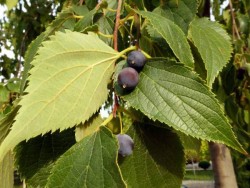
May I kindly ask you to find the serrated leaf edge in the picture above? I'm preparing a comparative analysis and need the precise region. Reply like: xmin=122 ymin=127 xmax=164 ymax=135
xmin=122 ymin=58 xmax=246 ymax=154
xmin=46 ymin=126 xmax=127 ymax=188
xmin=188 ymin=17 xmax=233 ymax=87
xmin=137 ymin=10 xmax=194 ymax=67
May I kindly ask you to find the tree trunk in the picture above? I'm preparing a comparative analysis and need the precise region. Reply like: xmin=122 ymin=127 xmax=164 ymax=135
xmin=209 ymin=142 xmax=238 ymax=188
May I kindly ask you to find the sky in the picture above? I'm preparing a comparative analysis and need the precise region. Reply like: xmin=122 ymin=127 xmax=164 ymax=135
xmin=0 ymin=5 xmax=15 ymax=59
xmin=0 ymin=5 xmax=6 ymax=19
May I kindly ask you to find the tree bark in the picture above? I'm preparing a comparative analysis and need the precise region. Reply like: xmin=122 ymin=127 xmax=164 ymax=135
xmin=209 ymin=142 xmax=238 ymax=188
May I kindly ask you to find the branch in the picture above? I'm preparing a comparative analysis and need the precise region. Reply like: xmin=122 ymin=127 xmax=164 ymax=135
xmin=112 ymin=0 xmax=123 ymax=117
xmin=229 ymin=0 xmax=241 ymax=41
xmin=113 ymin=0 xmax=122 ymax=51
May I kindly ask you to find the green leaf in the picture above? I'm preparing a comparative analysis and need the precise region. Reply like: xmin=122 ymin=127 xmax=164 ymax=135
xmin=20 ymin=33 xmax=46 ymax=95
xmin=133 ymin=0 xmax=145 ymax=10
xmin=177 ymin=131 xmax=201 ymax=151
xmin=6 ymin=78 xmax=21 ymax=93
xmin=96 ymin=15 xmax=114 ymax=45
xmin=0 ymin=84 xmax=9 ymax=103
xmin=20 ymin=8 xmax=75 ymax=94
xmin=0 ymin=31 xmax=119 ymax=162
xmin=189 ymin=41 xmax=207 ymax=80
xmin=74 ymin=9 xmax=96 ymax=32
xmin=0 ymin=151 xmax=14 ymax=188
xmin=0 ymin=106 xmax=19 ymax=143
xmin=6 ymin=0 xmax=18 ymax=9
xmin=122 ymin=58 xmax=245 ymax=154
xmin=14 ymin=129 xmax=76 ymax=187
xmin=75 ymin=114 xmax=103 ymax=142
xmin=105 ymin=0 xmax=118 ymax=17
xmin=46 ymin=126 xmax=126 ymax=188
xmin=139 ymin=29 xmax=170 ymax=57
xmin=153 ymin=0 xmax=197 ymax=34
xmin=72 ymin=4 xmax=89 ymax=16
xmin=137 ymin=10 xmax=194 ymax=67
xmin=86 ymin=0 xmax=98 ymax=10
xmin=119 ymin=122 xmax=185 ymax=188
xmin=188 ymin=18 xmax=232 ymax=87
xmin=0 ymin=107 xmax=18 ymax=188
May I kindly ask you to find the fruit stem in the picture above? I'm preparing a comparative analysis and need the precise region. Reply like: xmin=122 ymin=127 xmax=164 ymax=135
xmin=118 ymin=112 xmax=123 ymax=134
xmin=98 ymin=32 xmax=114 ymax=38
xmin=113 ymin=0 xmax=123 ymax=51
xmin=118 ymin=46 xmax=137 ymax=57
xmin=101 ymin=114 xmax=114 ymax=126
xmin=120 ymin=15 xmax=134 ymax=25
xmin=73 ymin=15 xmax=83 ymax=19
xmin=106 ymin=8 xmax=117 ymax=12
xmin=140 ymin=50 xmax=151 ymax=58
xmin=118 ymin=46 xmax=151 ymax=59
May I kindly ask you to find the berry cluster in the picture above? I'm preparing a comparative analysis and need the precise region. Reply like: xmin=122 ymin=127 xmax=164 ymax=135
xmin=115 ymin=51 xmax=146 ymax=156
xmin=118 ymin=50 xmax=147 ymax=91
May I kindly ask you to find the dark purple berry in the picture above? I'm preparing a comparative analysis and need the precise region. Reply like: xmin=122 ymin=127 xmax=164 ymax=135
xmin=116 ymin=134 xmax=134 ymax=157
xmin=127 ymin=50 xmax=146 ymax=71
xmin=118 ymin=67 xmax=139 ymax=90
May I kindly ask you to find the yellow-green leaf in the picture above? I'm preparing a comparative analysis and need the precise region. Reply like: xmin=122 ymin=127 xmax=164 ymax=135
xmin=0 ymin=151 xmax=14 ymax=188
xmin=6 ymin=0 xmax=18 ymax=10
xmin=0 ymin=30 xmax=119 ymax=162
xmin=75 ymin=114 xmax=103 ymax=142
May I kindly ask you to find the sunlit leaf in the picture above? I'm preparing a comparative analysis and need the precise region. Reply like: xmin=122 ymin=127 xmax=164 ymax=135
xmin=0 ymin=31 xmax=119 ymax=162
xmin=0 ymin=151 xmax=14 ymax=188
xmin=20 ymin=8 xmax=75 ymax=94
xmin=75 ymin=114 xmax=103 ymax=142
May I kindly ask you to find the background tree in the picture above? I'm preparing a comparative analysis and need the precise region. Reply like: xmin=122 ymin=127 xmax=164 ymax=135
xmin=213 ymin=0 xmax=250 ymax=187
xmin=0 ymin=0 xmax=249 ymax=188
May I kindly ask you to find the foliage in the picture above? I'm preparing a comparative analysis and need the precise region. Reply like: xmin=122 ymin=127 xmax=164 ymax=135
xmin=212 ymin=0 xmax=250 ymax=187
xmin=0 ymin=0 xmax=66 ymax=81
xmin=0 ymin=0 xmax=249 ymax=187
xmin=198 ymin=161 xmax=211 ymax=170
xmin=199 ymin=141 xmax=210 ymax=161
xmin=184 ymin=170 xmax=214 ymax=181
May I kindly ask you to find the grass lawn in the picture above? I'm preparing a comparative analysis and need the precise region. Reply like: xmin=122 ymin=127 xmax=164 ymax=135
xmin=184 ymin=170 xmax=214 ymax=180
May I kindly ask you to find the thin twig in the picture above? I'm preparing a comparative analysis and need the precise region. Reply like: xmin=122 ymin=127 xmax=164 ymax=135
xmin=112 ymin=93 xmax=119 ymax=118
xmin=134 ymin=14 xmax=140 ymax=49
xmin=113 ymin=0 xmax=122 ymax=51
xmin=112 ymin=0 xmax=123 ymax=117
xmin=229 ymin=0 xmax=241 ymax=40
xmin=101 ymin=113 xmax=114 ymax=126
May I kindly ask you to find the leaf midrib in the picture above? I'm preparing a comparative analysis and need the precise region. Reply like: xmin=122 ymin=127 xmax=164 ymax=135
xmin=6 ymin=56 xmax=117 ymax=146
